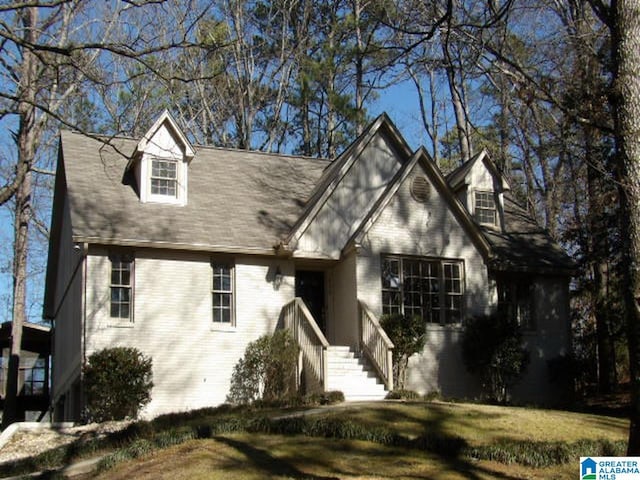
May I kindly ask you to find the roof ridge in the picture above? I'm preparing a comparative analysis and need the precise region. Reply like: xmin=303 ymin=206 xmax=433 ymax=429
xmin=194 ymin=144 xmax=331 ymax=162
xmin=62 ymin=129 xmax=331 ymax=163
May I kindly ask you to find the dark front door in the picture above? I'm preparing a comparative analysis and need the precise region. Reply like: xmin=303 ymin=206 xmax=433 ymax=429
xmin=295 ymin=270 xmax=326 ymax=334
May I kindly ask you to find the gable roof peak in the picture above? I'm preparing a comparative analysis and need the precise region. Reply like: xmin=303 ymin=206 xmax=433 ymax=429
xmin=130 ymin=110 xmax=195 ymax=167
xmin=446 ymin=148 xmax=510 ymax=192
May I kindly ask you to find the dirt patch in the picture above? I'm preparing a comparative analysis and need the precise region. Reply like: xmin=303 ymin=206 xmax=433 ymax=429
xmin=0 ymin=421 xmax=131 ymax=465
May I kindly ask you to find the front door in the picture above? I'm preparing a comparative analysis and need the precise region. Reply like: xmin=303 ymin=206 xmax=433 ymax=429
xmin=295 ymin=270 xmax=326 ymax=334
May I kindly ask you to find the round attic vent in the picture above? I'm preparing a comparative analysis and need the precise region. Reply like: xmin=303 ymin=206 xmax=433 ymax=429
xmin=411 ymin=175 xmax=431 ymax=203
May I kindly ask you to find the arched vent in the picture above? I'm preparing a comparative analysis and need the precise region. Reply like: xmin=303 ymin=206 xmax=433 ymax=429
xmin=411 ymin=176 xmax=431 ymax=203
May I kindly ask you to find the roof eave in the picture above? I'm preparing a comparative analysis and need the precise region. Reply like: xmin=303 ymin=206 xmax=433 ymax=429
xmin=73 ymin=236 xmax=280 ymax=257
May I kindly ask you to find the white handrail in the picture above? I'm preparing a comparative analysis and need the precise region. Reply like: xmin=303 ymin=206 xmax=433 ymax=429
xmin=359 ymin=301 xmax=394 ymax=391
xmin=282 ymin=297 xmax=329 ymax=391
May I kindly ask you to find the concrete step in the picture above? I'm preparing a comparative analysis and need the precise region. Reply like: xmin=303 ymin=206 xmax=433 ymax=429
xmin=324 ymin=345 xmax=388 ymax=401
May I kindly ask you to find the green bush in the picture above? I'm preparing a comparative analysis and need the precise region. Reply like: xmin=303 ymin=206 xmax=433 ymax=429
xmin=83 ymin=347 xmax=153 ymax=422
xmin=303 ymin=390 xmax=344 ymax=405
xmin=386 ymin=389 xmax=420 ymax=400
xmin=380 ymin=313 xmax=426 ymax=389
xmin=461 ymin=314 xmax=529 ymax=403
xmin=227 ymin=329 xmax=299 ymax=404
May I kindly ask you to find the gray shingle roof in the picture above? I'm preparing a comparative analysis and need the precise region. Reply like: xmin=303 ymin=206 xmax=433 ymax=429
xmin=482 ymin=193 xmax=575 ymax=273
xmin=59 ymin=127 xmax=573 ymax=274
xmin=60 ymin=130 xmax=329 ymax=252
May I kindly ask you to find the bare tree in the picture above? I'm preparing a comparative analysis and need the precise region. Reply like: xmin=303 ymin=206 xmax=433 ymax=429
xmin=600 ymin=0 xmax=640 ymax=454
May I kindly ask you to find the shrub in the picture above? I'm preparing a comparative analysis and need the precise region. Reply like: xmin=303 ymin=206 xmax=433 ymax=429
xmin=461 ymin=314 xmax=529 ymax=403
xmin=227 ymin=329 xmax=299 ymax=404
xmin=386 ymin=389 xmax=420 ymax=400
xmin=380 ymin=313 xmax=426 ymax=389
xmin=83 ymin=347 xmax=153 ymax=422
xmin=423 ymin=390 xmax=441 ymax=401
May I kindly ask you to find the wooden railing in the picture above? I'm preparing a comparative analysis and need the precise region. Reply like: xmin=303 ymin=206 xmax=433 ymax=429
xmin=282 ymin=297 xmax=329 ymax=392
xmin=359 ymin=301 xmax=394 ymax=391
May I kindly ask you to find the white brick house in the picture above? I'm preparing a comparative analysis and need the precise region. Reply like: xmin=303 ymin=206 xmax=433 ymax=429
xmin=44 ymin=111 xmax=573 ymax=420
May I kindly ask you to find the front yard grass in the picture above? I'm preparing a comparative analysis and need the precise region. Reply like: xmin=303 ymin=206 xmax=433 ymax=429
xmin=5 ymin=401 xmax=630 ymax=479
xmin=85 ymin=434 xmax=577 ymax=480
xmin=315 ymin=401 xmax=628 ymax=445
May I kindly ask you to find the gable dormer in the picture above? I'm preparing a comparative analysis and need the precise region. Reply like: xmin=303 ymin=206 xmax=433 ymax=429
xmin=446 ymin=150 xmax=509 ymax=231
xmin=128 ymin=110 xmax=195 ymax=206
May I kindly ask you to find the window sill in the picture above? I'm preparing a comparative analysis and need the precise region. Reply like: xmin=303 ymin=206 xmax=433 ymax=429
xmin=144 ymin=195 xmax=186 ymax=206
xmin=107 ymin=322 xmax=135 ymax=328
xmin=211 ymin=323 xmax=236 ymax=332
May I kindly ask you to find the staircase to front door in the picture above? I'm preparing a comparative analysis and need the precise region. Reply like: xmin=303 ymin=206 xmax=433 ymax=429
xmin=283 ymin=297 xmax=394 ymax=400
xmin=325 ymin=346 xmax=388 ymax=401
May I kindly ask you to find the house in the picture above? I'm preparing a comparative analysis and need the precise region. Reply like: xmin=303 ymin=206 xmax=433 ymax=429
xmin=0 ymin=322 xmax=51 ymax=421
xmin=44 ymin=111 xmax=573 ymax=421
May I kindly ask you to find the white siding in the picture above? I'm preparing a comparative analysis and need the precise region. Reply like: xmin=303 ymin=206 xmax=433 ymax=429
xmin=296 ymin=133 xmax=404 ymax=258
xmin=466 ymin=157 xmax=496 ymax=192
xmin=51 ymin=192 xmax=83 ymax=409
xmin=84 ymin=248 xmax=294 ymax=418
xmin=144 ymin=123 xmax=186 ymax=159
xmin=356 ymin=165 xmax=490 ymax=398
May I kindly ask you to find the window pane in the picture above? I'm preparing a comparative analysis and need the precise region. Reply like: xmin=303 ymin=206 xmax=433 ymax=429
xmin=33 ymin=368 xmax=45 ymax=382
xmin=382 ymin=259 xmax=400 ymax=289
xmin=213 ymin=294 xmax=222 ymax=307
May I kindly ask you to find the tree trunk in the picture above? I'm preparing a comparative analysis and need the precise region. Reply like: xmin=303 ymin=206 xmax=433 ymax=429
xmin=441 ymin=36 xmax=472 ymax=163
xmin=587 ymin=133 xmax=618 ymax=393
xmin=610 ymin=0 xmax=640 ymax=455
xmin=3 ymin=6 xmax=37 ymax=429
xmin=353 ymin=0 xmax=364 ymax=135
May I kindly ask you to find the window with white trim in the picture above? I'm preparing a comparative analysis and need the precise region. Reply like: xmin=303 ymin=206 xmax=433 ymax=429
xmin=110 ymin=254 xmax=134 ymax=321
xmin=150 ymin=158 xmax=178 ymax=197
xmin=212 ymin=263 xmax=234 ymax=324
xmin=475 ymin=191 xmax=497 ymax=225
xmin=381 ymin=256 xmax=464 ymax=325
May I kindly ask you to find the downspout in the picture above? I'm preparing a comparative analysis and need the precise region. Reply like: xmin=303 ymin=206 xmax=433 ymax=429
xmin=81 ymin=242 xmax=88 ymax=419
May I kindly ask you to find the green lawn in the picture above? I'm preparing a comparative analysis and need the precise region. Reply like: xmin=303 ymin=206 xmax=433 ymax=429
xmin=313 ymin=401 xmax=628 ymax=445
xmin=85 ymin=434 xmax=579 ymax=480
xmin=72 ymin=401 xmax=628 ymax=480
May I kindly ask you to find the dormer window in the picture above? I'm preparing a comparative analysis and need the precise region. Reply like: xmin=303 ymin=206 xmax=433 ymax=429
xmin=128 ymin=110 xmax=195 ymax=206
xmin=151 ymin=158 xmax=178 ymax=197
xmin=475 ymin=191 xmax=497 ymax=225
